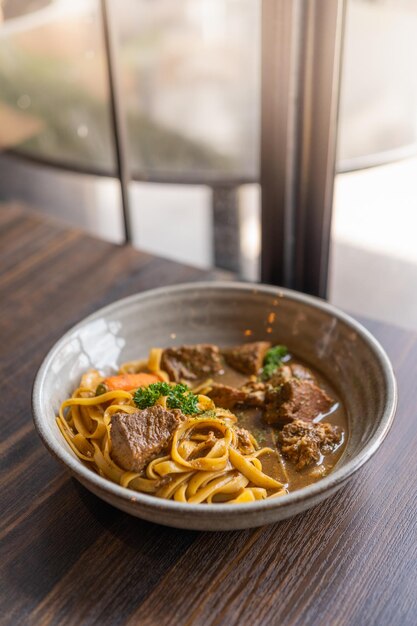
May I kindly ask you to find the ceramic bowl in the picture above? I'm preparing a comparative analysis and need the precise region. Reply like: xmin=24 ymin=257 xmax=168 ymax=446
xmin=32 ymin=282 xmax=397 ymax=530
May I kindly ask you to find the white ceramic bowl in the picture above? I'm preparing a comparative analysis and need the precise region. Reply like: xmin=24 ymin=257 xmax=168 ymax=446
xmin=32 ymin=282 xmax=397 ymax=530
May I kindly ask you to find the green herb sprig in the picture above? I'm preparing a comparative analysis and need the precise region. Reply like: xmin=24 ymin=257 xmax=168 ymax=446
xmin=133 ymin=382 xmax=200 ymax=415
xmin=261 ymin=345 xmax=288 ymax=380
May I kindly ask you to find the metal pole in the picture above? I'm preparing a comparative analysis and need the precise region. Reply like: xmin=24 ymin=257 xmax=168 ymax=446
xmin=260 ymin=0 xmax=346 ymax=298
xmin=101 ymin=0 xmax=132 ymax=242
xmin=293 ymin=0 xmax=346 ymax=297
xmin=260 ymin=0 xmax=301 ymax=288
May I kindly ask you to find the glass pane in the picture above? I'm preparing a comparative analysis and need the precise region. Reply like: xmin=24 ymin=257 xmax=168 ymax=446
xmin=337 ymin=0 xmax=417 ymax=168
xmin=0 ymin=0 xmax=116 ymax=174
xmin=129 ymin=182 xmax=213 ymax=268
xmin=330 ymin=0 xmax=417 ymax=331
xmin=127 ymin=181 xmax=260 ymax=279
xmin=114 ymin=0 xmax=260 ymax=183
xmin=0 ymin=0 xmax=261 ymax=281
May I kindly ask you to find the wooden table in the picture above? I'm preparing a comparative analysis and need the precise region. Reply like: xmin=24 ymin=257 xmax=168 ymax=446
xmin=1 ymin=205 xmax=416 ymax=626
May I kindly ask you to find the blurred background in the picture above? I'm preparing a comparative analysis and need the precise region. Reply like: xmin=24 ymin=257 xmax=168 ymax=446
xmin=0 ymin=0 xmax=416 ymax=329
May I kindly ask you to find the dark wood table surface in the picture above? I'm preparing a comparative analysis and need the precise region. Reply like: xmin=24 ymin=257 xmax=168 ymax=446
xmin=1 ymin=204 xmax=416 ymax=626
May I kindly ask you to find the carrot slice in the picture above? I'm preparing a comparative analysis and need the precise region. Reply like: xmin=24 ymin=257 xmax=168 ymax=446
xmin=104 ymin=372 xmax=162 ymax=391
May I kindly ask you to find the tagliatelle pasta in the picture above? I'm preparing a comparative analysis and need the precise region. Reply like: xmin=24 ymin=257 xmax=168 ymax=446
xmin=56 ymin=349 xmax=287 ymax=504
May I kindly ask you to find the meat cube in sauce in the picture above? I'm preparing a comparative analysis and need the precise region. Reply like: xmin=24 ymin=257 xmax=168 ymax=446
xmin=223 ymin=341 xmax=271 ymax=375
xmin=267 ymin=364 xmax=292 ymax=387
xmin=235 ymin=426 xmax=256 ymax=454
xmin=206 ymin=383 xmax=247 ymax=410
xmin=207 ymin=381 xmax=267 ymax=410
xmin=266 ymin=363 xmax=314 ymax=387
xmin=110 ymin=405 xmax=183 ymax=472
xmin=278 ymin=418 xmax=341 ymax=470
xmin=161 ymin=344 xmax=222 ymax=382
xmin=264 ymin=378 xmax=333 ymax=425
xmin=239 ymin=380 xmax=268 ymax=407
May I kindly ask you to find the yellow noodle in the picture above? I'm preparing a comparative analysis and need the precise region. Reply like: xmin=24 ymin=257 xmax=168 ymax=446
xmin=146 ymin=455 xmax=170 ymax=479
xmin=173 ymin=482 xmax=190 ymax=502
xmin=118 ymin=359 xmax=148 ymax=374
xmin=207 ymin=474 xmax=249 ymax=502
xmin=56 ymin=416 xmax=95 ymax=462
xmin=157 ymin=472 xmax=194 ymax=499
xmin=147 ymin=347 xmax=170 ymax=381
xmin=147 ymin=348 xmax=162 ymax=372
xmin=56 ymin=347 xmax=288 ymax=504
xmin=128 ymin=475 xmax=159 ymax=493
xmin=171 ymin=418 xmax=232 ymax=471
xmin=197 ymin=395 xmax=215 ymax=412
xmin=188 ymin=474 xmax=238 ymax=504
xmin=191 ymin=378 xmax=213 ymax=394
xmin=267 ymin=488 xmax=287 ymax=499
xmin=156 ymin=395 xmax=168 ymax=409
xmin=249 ymin=457 xmax=263 ymax=471
xmin=152 ymin=459 xmax=191 ymax=476
xmin=120 ymin=471 xmax=141 ymax=488
xmin=253 ymin=447 xmax=277 ymax=457
xmin=229 ymin=447 xmax=284 ymax=490
xmin=120 ymin=471 xmax=158 ymax=494
xmin=186 ymin=469 xmax=230 ymax=498
xmin=60 ymin=390 xmax=132 ymax=415
xmin=71 ymin=404 xmax=92 ymax=438
xmin=249 ymin=487 xmax=268 ymax=500
xmin=228 ymin=489 xmax=256 ymax=503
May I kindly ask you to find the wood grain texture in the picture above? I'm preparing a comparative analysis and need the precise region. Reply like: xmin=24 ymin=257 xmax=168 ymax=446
xmin=1 ymin=204 xmax=416 ymax=626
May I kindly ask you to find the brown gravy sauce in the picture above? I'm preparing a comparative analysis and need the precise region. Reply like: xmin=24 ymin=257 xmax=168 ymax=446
xmin=211 ymin=357 xmax=348 ymax=492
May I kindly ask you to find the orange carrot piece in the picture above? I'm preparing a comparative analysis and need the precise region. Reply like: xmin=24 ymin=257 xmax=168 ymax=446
xmin=104 ymin=372 xmax=162 ymax=391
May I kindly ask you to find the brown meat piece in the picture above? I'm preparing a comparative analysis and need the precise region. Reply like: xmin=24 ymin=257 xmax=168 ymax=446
xmin=223 ymin=341 xmax=271 ymax=375
xmin=266 ymin=363 xmax=314 ymax=387
xmin=290 ymin=363 xmax=315 ymax=382
xmin=208 ymin=380 xmax=268 ymax=410
xmin=239 ymin=380 xmax=267 ymax=407
xmin=110 ymin=405 xmax=183 ymax=472
xmin=267 ymin=364 xmax=292 ymax=387
xmin=278 ymin=419 xmax=341 ymax=470
xmin=161 ymin=344 xmax=222 ymax=382
xmin=264 ymin=378 xmax=333 ymax=425
xmin=207 ymin=383 xmax=247 ymax=410
xmin=235 ymin=426 xmax=256 ymax=454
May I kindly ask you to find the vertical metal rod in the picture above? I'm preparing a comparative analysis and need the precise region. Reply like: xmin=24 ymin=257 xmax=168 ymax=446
xmin=293 ymin=0 xmax=346 ymax=297
xmin=260 ymin=0 xmax=346 ymax=297
xmin=260 ymin=0 xmax=299 ymax=287
xmin=101 ymin=0 xmax=132 ymax=242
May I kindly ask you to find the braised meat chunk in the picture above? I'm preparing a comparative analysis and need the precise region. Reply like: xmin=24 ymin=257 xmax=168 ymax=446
xmin=235 ymin=426 xmax=256 ymax=454
xmin=207 ymin=380 xmax=268 ymax=409
xmin=239 ymin=380 xmax=267 ymax=407
xmin=161 ymin=344 xmax=222 ymax=382
xmin=278 ymin=419 xmax=341 ymax=470
xmin=206 ymin=383 xmax=247 ymax=410
xmin=110 ymin=405 xmax=183 ymax=472
xmin=264 ymin=378 xmax=333 ymax=425
xmin=223 ymin=341 xmax=271 ymax=375
xmin=266 ymin=364 xmax=292 ymax=387
xmin=265 ymin=363 xmax=314 ymax=387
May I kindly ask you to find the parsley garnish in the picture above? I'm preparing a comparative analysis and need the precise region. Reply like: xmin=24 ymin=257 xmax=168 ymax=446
xmin=133 ymin=382 xmax=200 ymax=415
xmin=261 ymin=345 xmax=288 ymax=380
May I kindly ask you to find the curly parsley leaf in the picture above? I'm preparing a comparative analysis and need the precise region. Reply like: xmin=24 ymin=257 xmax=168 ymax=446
xmin=133 ymin=381 xmax=200 ymax=414
xmin=261 ymin=345 xmax=288 ymax=380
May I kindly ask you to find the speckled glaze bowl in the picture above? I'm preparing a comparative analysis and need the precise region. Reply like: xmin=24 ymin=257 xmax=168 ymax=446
xmin=32 ymin=282 xmax=397 ymax=530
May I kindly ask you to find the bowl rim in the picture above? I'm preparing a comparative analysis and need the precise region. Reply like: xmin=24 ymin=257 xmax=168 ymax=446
xmin=32 ymin=281 xmax=398 ymax=518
